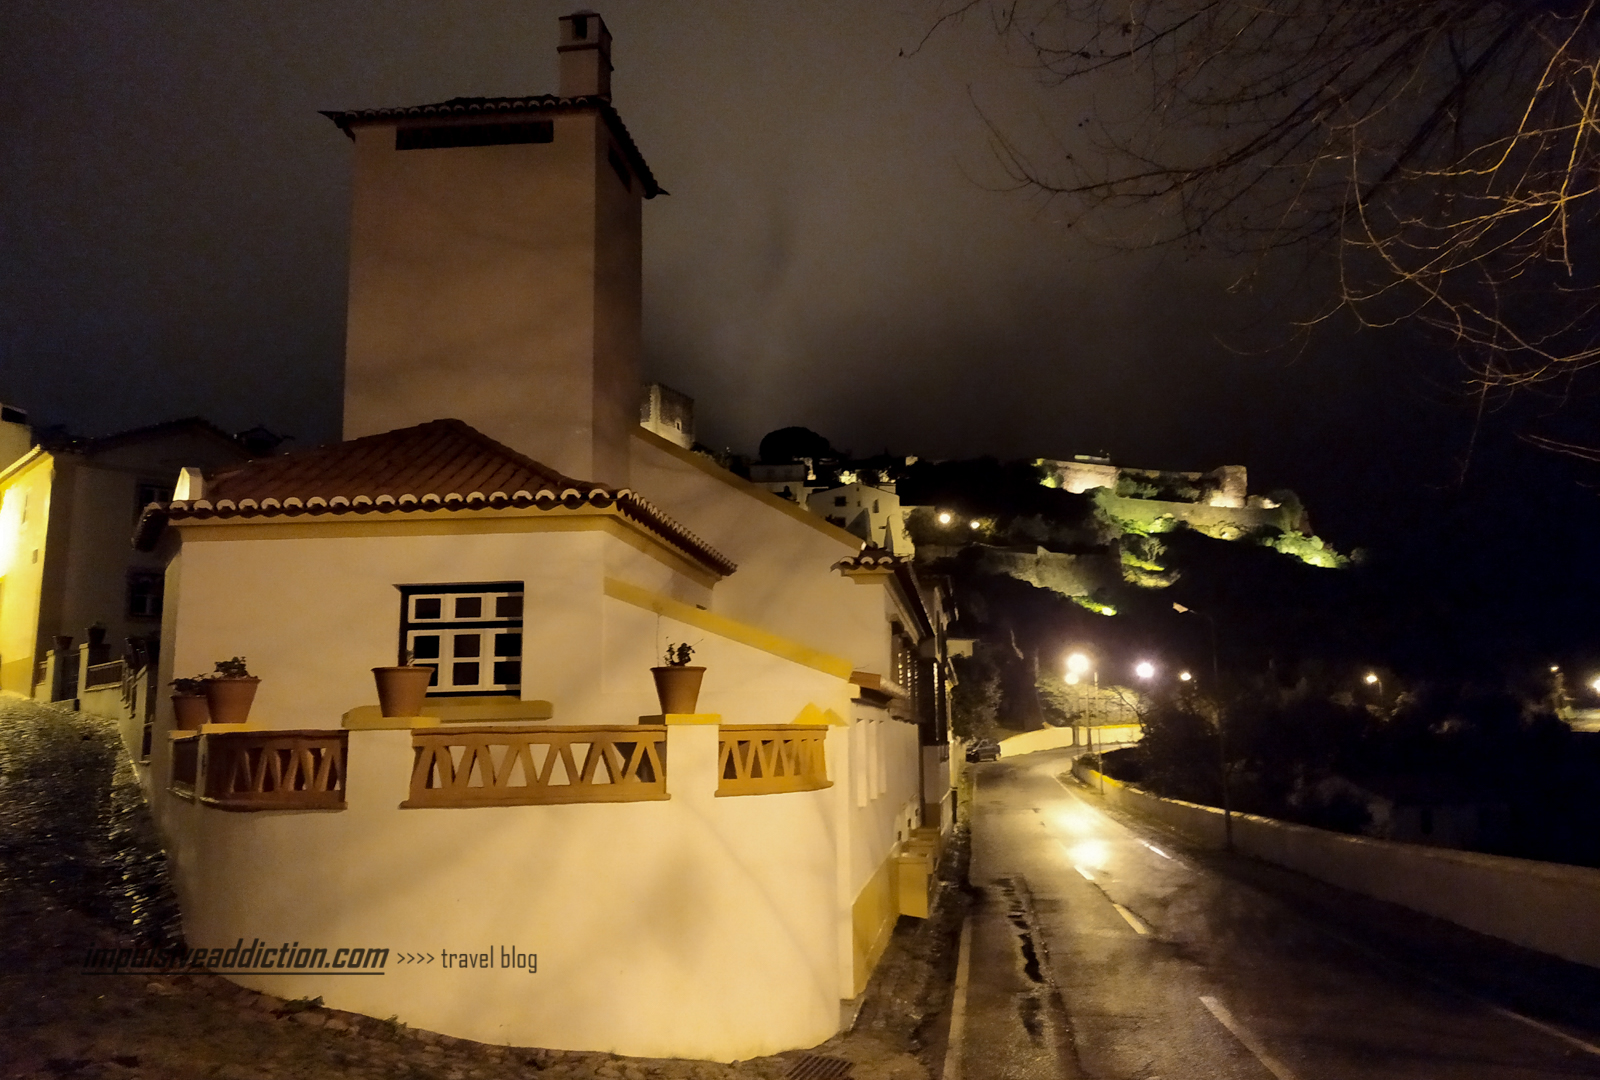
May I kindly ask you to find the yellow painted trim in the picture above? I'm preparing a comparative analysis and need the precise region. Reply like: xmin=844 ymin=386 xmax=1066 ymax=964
xmin=0 ymin=657 xmax=36 ymax=696
xmin=344 ymin=715 xmax=443 ymax=730
xmin=851 ymin=854 xmax=899 ymax=996
xmin=792 ymin=702 xmax=849 ymax=727
xmin=178 ymin=509 xmax=721 ymax=587
xmin=604 ymin=577 xmax=855 ymax=679
xmin=644 ymin=713 xmax=723 ymax=725
xmin=0 ymin=446 xmax=53 ymax=488
xmin=342 ymin=699 xmax=554 ymax=729
xmin=632 ymin=427 xmax=862 ymax=551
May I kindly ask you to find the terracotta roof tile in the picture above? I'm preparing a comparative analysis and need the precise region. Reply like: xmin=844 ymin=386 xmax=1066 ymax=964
xmin=321 ymin=95 xmax=664 ymax=198
xmin=140 ymin=419 xmax=734 ymax=576
xmin=834 ymin=546 xmax=932 ymax=637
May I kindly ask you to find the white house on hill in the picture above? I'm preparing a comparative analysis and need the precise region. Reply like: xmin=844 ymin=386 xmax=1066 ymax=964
xmin=134 ymin=12 xmax=951 ymax=1062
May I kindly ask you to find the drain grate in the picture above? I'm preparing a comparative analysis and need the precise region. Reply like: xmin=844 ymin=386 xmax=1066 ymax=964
xmin=785 ymin=1054 xmax=855 ymax=1080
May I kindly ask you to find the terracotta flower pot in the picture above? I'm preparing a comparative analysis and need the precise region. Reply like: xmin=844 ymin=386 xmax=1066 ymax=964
xmin=203 ymin=677 xmax=260 ymax=725
xmin=171 ymin=694 xmax=210 ymax=731
xmin=650 ymin=666 xmax=705 ymax=715
xmin=373 ymin=665 xmax=435 ymax=718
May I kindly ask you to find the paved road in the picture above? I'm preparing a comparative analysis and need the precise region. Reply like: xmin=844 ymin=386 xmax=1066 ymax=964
xmin=951 ymin=748 xmax=1600 ymax=1080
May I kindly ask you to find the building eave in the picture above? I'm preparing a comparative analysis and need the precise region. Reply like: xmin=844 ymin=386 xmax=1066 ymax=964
xmin=321 ymin=95 xmax=665 ymax=198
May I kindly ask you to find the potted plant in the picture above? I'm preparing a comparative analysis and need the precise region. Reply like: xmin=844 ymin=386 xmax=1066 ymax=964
xmin=372 ymin=650 xmax=435 ymax=718
xmin=650 ymin=642 xmax=705 ymax=715
xmin=203 ymin=656 xmax=259 ymax=725
xmin=170 ymin=675 xmax=210 ymax=731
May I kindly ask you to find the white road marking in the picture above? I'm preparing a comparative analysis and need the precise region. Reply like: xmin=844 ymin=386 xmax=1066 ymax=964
xmin=1479 ymin=1001 xmax=1600 ymax=1058
xmin=1200 ymin=995 xmax=1301 ymax=1080
xmin=1074 ymin=865 xmax=1096 ymax=881
xmin=1317 ymin=926 xmax=1600 ymax=1058
xmin=1045 ymin=752 xmax=1600 ymax=1062
xmin=1112 ymin=903 xmax=1150 ymax=936
xmin=941 ymin=917 xmax=974 ymax=1080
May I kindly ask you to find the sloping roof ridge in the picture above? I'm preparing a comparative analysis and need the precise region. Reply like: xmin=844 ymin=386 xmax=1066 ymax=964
xmin=77 ymin=415 xmax=242 ymax=457
xmin=320 ymin=96 xmax=663 ymax=197
xmin=204 ymin=418 xmax=590 ymax=495
xmin=429 ymin=418 xmax=593 ymax=491
xmin=142 ymin=419 xmax=736 ymax=577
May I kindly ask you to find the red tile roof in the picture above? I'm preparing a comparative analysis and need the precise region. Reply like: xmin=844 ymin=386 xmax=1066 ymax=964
xmin=139 ymin=420 xmax=734 ymax=576
xmin=321 ymin=95 xmax=664 ymax=198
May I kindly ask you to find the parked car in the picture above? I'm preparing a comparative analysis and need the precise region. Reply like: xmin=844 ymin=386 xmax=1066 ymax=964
xmin=965 ymin=739 xmax=1000 ymax=763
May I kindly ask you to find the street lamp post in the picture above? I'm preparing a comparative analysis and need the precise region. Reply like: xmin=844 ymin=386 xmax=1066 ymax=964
xmin=1174 ymin=602 xmax=1231 ymax=850
xmin=1066 ymin=651 xmax=1103 ymax=794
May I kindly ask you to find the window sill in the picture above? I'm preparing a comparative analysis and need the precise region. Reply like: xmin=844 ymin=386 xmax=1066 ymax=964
xmin=342 ymin=699 xmax=554 ymax=729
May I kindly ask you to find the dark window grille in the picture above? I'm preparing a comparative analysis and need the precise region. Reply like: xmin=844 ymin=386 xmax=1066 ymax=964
xmin=127 ymin=571 xmax=164 ymax=619
xmin=395 ymin=121 xmax=553 ymax=151
xmin=397 ymin=583 xmax=523 ymax=697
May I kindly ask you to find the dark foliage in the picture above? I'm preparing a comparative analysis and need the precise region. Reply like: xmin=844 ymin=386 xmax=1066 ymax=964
xmin=757 ymin=426 xmax=839 ymax=464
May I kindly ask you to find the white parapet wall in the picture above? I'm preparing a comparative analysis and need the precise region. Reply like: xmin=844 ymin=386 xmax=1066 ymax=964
xmin=1072 ymin=761 xmax=1600 ymax=970
xmin=166 ymin=724 xmax=844 ymax=1061
xmin=996 ymin=724 xmax=1142 ymax=758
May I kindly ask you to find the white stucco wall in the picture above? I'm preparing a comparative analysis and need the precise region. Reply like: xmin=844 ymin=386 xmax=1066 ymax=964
xmin=163 ymin=528 xmax=676 ymax=729
xmin=152 ymin=489 xmax=929 ymax=1053
xmin=604 ymin=597 xmax=849 ymax=726
xmin=167 ymin=725 xmax=840 ymax=1060
xmin=629 ymin=433 xmax=891 ymax=677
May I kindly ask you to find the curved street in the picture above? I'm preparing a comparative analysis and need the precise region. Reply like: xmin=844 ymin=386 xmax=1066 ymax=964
xmin=952 ymin=747 xmax=1600 ymax=1080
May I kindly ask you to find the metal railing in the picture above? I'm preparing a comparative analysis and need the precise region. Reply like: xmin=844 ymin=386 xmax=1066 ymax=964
xmin=717 ymin=725 xmax=831 ymax=797
xmin=404 ymin=725 xmax=668 ymax=808
xmin=85 ymin=659 xmax=124 ymax=689
xmin=200 ymin=730 xmax=348 ymax=812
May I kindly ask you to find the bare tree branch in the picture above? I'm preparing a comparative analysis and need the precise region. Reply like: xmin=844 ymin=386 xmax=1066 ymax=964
xmin=934 ymin=0 xmax=1600 ymax=388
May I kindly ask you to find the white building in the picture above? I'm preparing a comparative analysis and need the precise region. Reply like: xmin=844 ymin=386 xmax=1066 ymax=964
xmin=639 ymin=382 xmax=695 ymax=449
xmin=133 ymin=13 xmax=949 ymax=1062
xmin=807 ymin=481 xmax=914 ymax=556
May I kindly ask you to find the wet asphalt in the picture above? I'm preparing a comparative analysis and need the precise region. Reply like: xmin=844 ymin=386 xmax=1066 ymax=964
xmin=955 ymin=748 xmax=1600 ymax=1080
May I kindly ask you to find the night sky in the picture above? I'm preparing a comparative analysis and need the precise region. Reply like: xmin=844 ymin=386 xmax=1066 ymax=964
xmin=3 ymin=1 xmax=1595 ymax=555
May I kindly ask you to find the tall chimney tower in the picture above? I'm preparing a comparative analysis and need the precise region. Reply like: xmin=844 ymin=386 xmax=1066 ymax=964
xmin=558 ymin=11 xmax=612 ymax=99
xmin=325 ymin=12 xmax=659 ymax=486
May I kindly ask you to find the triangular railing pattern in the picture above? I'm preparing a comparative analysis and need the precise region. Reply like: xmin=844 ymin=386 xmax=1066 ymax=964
xmin=716 ymin=725 xmax=831 ymax=797
xmin=199 ymin=730 xmax=348 ymax=811
xmin=405 ymin=725 xmax=668 ymax=807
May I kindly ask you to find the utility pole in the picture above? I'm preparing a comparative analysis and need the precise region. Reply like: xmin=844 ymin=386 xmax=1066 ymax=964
xmin=1175 ymin=602 xmax=1230 ymax=851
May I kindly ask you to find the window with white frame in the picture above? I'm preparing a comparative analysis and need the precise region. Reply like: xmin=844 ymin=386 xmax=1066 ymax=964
xmin=398 ymin=582 xmax=524 ymax=696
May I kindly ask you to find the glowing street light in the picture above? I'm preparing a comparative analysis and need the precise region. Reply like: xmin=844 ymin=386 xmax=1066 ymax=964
xmin=1364 ymin=672 xmax=1379 ymax=685
xmin=1066 ymin=652 xmax=1091 ymax=676
xmin=1178 ymin=671 xmax=1193 ymax=682
xmin=937 ymin=511 xmax=952 ymax=525
xmin=1590 ymin=675 xmax=1600 ymax=695
xmin=1135 ymin=661 xmax=1155 ymax=680
xmin=969 ymin=519 xmax=980 ymax=530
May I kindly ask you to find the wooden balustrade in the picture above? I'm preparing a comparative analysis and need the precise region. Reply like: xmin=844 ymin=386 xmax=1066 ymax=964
xmin=404 ymin=725 xmax=668 ymax=808
xmin=717 ymin=725 xmax=831 ymax=797
xmin=200 ymin=730 xmax=348 ymax=812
